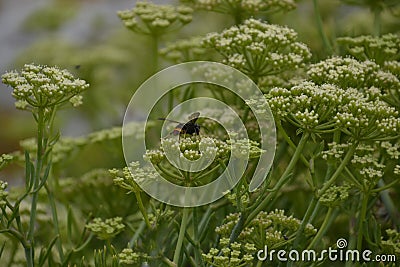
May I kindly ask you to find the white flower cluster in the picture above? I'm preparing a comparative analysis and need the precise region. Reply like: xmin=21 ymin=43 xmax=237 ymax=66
xmin=110 ymin=162 xmax=158 ymax=193
xmin=337 ymin=33 xmax=399 ymax=65
xmin=322 ymin=142 xmax=351 ymax=160
xmin=1 ymin=63 xmax=89 ymax=109
xmin=203 ymin=19 xmax=311 ymax=80
xmin=307 ymin=57 xmax=400 ymax=98
xmin=117 ymin=1 xmax=193 ymax=35
xmin=381 ymin=141 xmax=400 ymax=159
xmin=193 ymin=0 xmax=296 ymax=15
xmin=267 ymin=81 xmax=400 ymax=138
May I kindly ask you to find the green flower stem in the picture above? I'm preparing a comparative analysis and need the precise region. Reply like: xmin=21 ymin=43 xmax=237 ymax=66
xmin=27 ymin=108 xmax=46 ymax=266
xmin=152 ymin=35 xmax=159 ymax=72
xmin=376 ymin=180 xmax=400 ymax=226
xmin=45 ymin=184 xmax=64 ymax=261
xmin=156 ymin=164 xmax=183 ymax=182
xmin=373 ymin=8 xmax=381 ymax=36
xmin=345 ymin=202 xmax=358 ymax=267
xmin=307 ymin=207 xmax=334 ymax=249
xmin=318 ymin=142 xmax=358 ymax=196
xmin=289 ymin=197 xmax=318 ymax=255
xmin=276 ymin=120 xmax=309 ymax=168
xmin=173 ymin=207 xmax=190 ymax=265
xmin=357 ymin=190 xmax=369 ymax=251
xmin=245 ymin=132 xmax=310 ymax=226
xmin=291 ymin=142 xmax=358 ymax=256
xmin=193 ymin=164 xmax=222 ymax=181
xmin=134 ymin=191 xmax=151 ymax=229
xmin=128 ymin=220 xmax=146 ymax=248
xmin=192 ymin=207 xmax=203 ymax=266
xmin=312 ymin=0 xmax=333 ymax=53
xmin=372 ymin=179 xmax=400 ymax=193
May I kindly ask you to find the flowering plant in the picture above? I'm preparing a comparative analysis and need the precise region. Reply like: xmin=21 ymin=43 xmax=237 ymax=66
xmin=0 ymin=0 xmax=399 ymax=266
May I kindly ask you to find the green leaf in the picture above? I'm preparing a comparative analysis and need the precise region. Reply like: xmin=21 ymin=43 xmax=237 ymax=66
xmin=38 ymin=235 xmax=59 ymax=266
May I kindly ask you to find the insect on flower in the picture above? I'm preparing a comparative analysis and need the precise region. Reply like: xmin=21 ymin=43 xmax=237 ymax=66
xmin=159 ymin=112 xmax=201 ymax=137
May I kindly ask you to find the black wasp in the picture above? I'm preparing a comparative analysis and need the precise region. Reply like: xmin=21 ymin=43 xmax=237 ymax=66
xmin=159 ymin=112 xmax=201 ymax=137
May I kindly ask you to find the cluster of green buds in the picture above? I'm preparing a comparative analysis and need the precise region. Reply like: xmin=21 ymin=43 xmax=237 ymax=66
xmin=337 ymin=33 xmax=400 ymax=65
xmin=145 ymin=136 xmax=263 ymax=164
xmin=110 ymin=162 xmax=158 ymax=194
xmin=0 ymin=181 xmax=8 ymax=208
xmin=118 ymin=248 xmax=148 ymax=265
xmin=203 ymin=18 xmax=311 ymax=82
xmin=381 ymin=229 xmax=400 ymax=258
xmin=202 ymin=238 xmax=256 ymax=267
xmin=0 ymin=154 xmax=14 ymax=170
xmin=245 ymin=210 xmax=316 ymax=247
xmin=117 ymin=1 xmax=193 ymax=36
xmin=184 ymin=0 xmax=296 ymax=22
xmin=146 ymin=208 xmax=175 ymax=227
xmin=85 ymin=217 xmax=125 ymax=241
xmin=319 ymin=184 xmax=351 ymax=207
xmin=351 ymin=144 xmax=386 ymax=181
xmin=159 ymin=36 xmax=210 ymax=63
xmin=224 ymin=185 xmax=250 ymax=208
xmin=215 ymin=210 xmax=316 ymax=251
xmin=1 ymin=63 xmax=89 ymax=111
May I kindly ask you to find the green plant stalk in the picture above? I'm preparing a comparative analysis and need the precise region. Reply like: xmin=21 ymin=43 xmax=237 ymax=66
xmin=290 ymin=197 xmax=318 ymax=255
xmin=318 ymin=142 xmax=358 ymax=196
xmin=245 ymin=132 xmax=310 ymax=226
xmin=192 ymin=207 xmax=203 ymax=266
xmin=173 ymin=207 xmax=190 ymax=265
xmin=45 ymin=184 xmax=64 ymax=261
xmin=152 ymin=35 xmax=159 ymax=72
xmin=376 ymin=180 xmax=400 ymax=226
xmin=26 ymin=108 xmax=46 ymax=266
xmin=373 ymin=8 xmax=381 ymax=36
xmin=291 ymin=142 xmax=358 ymax=257
xmin=128 ymin=220 xmax=146 ymax=248
xmin=307 ymin=207 xmax=334 ymax=249
xmin=134 ymin=191 xmax=152 ymax=228
xmin=357 ymin=190 xmax=369 ymax=251
xmin=276 ymin=120 xmax=309 ymax=168
xmin=312 ymin=0 xmax=333 ymax=53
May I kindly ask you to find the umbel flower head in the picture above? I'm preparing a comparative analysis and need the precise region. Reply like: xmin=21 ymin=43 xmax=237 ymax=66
xmin=307 ymin=56 xmax=399 ymax=92
xmin=307 ymin=56 xmax=400 ymax=108
xmin=2 ymin=63 xmax=89 ymax=110
xmin=187 ymin=0 xmax=296 ymax=22
xmin=159 ymin=36 xmax=210 ymax=63
xmin=203 ymin=18 xmax=311 ymax=82
xmin=266 ymin=81 xmax=400 ymax=139
xmin=85 ymin=217 xmax=125 ymax=240
xmin=337 ymin=33 xmax=400 ymax=65
xmin=117 ymin=1 xmax=193 ymax=36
